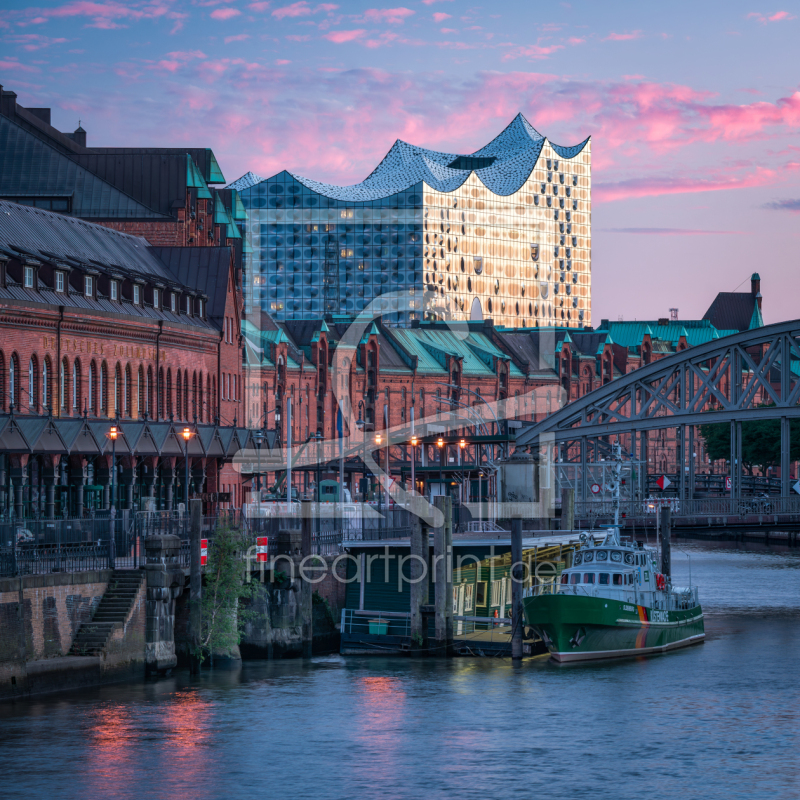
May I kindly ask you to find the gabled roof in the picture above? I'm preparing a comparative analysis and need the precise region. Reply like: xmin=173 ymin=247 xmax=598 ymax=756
xmin=228 ymin=114 xmax=589 ymax=200
xmin=149 ymin=246 xmax=231 ymax=328
xmin=702 ymin=291 xmax=759 ymax=332
xmin=0 ymin=114 xmax=165 ymax=219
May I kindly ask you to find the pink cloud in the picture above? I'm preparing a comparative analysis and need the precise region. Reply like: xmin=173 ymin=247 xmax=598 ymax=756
xmin=0 ymin=58 xmax=40 ymax=72
xmin=432 ymin=11 xmax=451 ymax=22
xmin=248 ymin=1 xmax=271 ymax=9
xmin=211 ymin=7 xmax=241 ymax=19
xmin=285 ymin=33 xmax=310 ymax=40
xmin=604 ymin=30 xmax=642 ymax=41
xmin=324 ymin=28 xmax=366 ymax=42
xmin=272 ymin=1 xmax=312 ymax=18
xmin=595 ymin=168 xmax=776 ymax=202
xmin=421 ymin=0 xmax=454 ymax=4
xmin=440 ymin=27 xmax=456 ymax=33
xmin=748 ymin=10 xmax=796 ymax=23
xmin=502 ymin=44 xmax=564 ymax=60
xmin=275 ymin=58 xmax=291 ymax=64
xmin=567 ymin=36 xmax=585 ymax=45
xmin=5 ymin=34 xmax=68 ymax=50
xmin=363 ymin=7 xmax=415 ymax=24
xmin=224 ymin=33 xmax=250 ymax=42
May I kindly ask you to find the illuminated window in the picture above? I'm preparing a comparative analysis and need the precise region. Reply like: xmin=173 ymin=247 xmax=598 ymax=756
xmin=24 ymin=266 xmax=34 ymax=288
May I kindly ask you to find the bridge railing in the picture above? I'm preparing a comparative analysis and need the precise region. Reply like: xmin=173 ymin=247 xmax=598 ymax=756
xmin=573 ymin=496 xmax=800 ymax=523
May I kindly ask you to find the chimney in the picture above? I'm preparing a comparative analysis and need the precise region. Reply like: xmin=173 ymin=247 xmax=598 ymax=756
xmin=27 ymin=108 xmax=51 ymax=125
xmin=751 ymin=272 xmax=761 ymax=297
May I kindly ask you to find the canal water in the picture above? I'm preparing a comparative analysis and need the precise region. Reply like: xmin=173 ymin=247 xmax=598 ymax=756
xmin=1 ymin=541 xmax=799 ymax=800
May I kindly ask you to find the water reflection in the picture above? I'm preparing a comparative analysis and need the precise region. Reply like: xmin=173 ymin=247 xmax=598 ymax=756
xmin=0 ymin=543 xmax=798 ymax=800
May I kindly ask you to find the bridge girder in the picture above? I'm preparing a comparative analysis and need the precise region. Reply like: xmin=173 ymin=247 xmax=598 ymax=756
xmin=517 ymin=319 xmax=800 ymax=445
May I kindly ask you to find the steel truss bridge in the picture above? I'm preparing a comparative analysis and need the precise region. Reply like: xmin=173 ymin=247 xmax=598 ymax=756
xmin=516 ymin=319 xmax=800 ymax=528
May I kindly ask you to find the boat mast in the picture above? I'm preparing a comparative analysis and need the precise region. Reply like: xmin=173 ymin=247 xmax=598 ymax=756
xmin=610 ymin=439 xmax=622 ymax=529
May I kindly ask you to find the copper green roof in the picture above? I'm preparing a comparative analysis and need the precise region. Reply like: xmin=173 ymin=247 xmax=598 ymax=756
xmin=597 ymin=320 xmax=736 ymax=349
xmin=187 ymin=155 xmax=213 ymax=199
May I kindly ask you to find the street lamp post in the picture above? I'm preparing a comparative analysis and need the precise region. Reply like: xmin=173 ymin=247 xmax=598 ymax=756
xmin=437 ymin=436 xmax=445 ymax=500
xmin=253 ymin=430 xmax=263 ymax=504
xmin=357 ymin=401 xmax=365 ymax=540
xmin=375 ymin=432 xmax=383 ymax=532
xmin=182 ymin=426 xmax=193 ymax=506
xmin=107 ymin=423 xmax=119 ymax=569
xmin=410 ymin=434 xmax=417 ymax=503
xmin=459 ymin=438 xmax=467 ymax=504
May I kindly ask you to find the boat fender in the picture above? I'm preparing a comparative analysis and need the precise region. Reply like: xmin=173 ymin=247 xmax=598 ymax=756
xmin=656 ymin=573 xmax=666 ymax=591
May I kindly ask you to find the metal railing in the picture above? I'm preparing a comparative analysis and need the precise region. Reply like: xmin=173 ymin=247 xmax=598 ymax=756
xmin=573 ymin=496 xmax=800 ymax=523
xmin=524 ymin=581 xmax=700 ymax=610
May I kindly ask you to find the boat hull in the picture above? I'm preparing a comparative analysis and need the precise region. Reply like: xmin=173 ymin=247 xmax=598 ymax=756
xmin=521 ymin=593 xmax=705 ymax=663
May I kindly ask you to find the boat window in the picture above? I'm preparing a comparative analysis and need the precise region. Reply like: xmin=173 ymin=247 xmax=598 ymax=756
xmin=583 ymin=551 xmax=594 ymax=563
xmin=610 ymin=551 xmax=622 ymax=563
xmin=599 ymin=573 xmax=610 ymax=585
xmin=627 ymin=574 xmax=634 ymax=585
xmin=573 ymin=552 xmax=583 ymax=565
xmin=596 ymin=550 xmax=608 ymax=562
xmin=612 ymin=574 xmax=623 ymax=586
xmin=570 ymin=573 xmax=580 ymax=585
xmin=624 ymin=553 xmax=634 ymax=565
xmin=583 ymin=573 xmax=595 ymax=584
xmin=561 ymin=574 xmax=569 ymax=584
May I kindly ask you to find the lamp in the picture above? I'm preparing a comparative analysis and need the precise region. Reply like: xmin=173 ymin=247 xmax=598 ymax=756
xmin=182 ymin=426 xmax=193 ymax=505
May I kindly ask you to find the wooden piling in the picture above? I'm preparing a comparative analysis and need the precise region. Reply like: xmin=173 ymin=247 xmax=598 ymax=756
xmin=189 ymin=499 xmax=202 ymax=675
xmin=434 ymin=495 xmax=453 ymax=656
xmin=301 ymin=501 xmax=313 ymax=658
xmin=409 ymin=511 xmax=427 ymax=653
xmin=660 ymin=506 xmax=671 ymax=580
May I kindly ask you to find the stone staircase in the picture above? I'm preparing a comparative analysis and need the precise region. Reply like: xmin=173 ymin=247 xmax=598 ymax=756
xmin=69 ymin=570 xmax=144 ymax=657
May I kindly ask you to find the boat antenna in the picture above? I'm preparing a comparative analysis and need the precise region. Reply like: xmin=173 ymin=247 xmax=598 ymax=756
xmin=610 ymin=439 xmax=623 ymax=537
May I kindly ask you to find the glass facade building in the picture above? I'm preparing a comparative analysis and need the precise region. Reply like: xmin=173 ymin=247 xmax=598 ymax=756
xmin=232 ymin=114 xmax=591 ymax=328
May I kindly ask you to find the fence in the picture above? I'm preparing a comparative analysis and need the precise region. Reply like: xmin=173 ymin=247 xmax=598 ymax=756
xmin=572 ymin=496 xmax=800 ymax=525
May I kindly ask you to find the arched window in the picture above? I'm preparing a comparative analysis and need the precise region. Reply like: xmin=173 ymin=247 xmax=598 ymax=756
xmin=212 ymin=376 xmax=217 ymax=420
xmin=184 ymin=371 xmax=189 ymax=420
xmin=192 ymin=372 xmax=198 ymax=421
xmin=176 ymin=369 xmax=182 ymax=420
xmin=124 ymin=364 xmax=132 ymax=417
xmin=28 ymin=356 xmax=36 ymax=409
xmin=60 ymin=357 xmax=68 ymax=410
xmin=100 ymin=361 xmax=108 ymax=415
xmin=72 ymin=359 xmax=80 ymax=410
xmin=88 ymin=361 xmax=96 ymax=415
xmin=137 ymin=365 xmax=144 ymax=418
xmin=146 ymin=366 xmax=153 ymax=416
xmin=198 ymin=372 xmax=203 ymax=423
xmin=0 ymin=352 xmax=5 ymax=411
xmin=10 ymin=353 xmax=19 ymax=409
xmin=167 ymin=368 xmax=173 ymax=418
xmin=42 ymin=357 xmax=50 ymax=411
xmin=206 ymin=374 xmax=212 ymax=423
xmin=115 ymin=363 xmax=122 ymax=415
xmin=158 ymin=367 xmax=164 ymax=419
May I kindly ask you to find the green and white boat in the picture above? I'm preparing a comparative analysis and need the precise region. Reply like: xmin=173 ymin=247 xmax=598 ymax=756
xmin=521 ymin=443 xmax=704 ymax=663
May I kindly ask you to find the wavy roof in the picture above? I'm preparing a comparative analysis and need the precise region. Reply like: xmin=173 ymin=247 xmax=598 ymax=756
xmin=228 ymin=114 xmax=589 ymax=200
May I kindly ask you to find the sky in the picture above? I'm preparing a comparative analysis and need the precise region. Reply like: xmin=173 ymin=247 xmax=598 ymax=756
xmin=2 ymin=0 xmax=800 ymax=325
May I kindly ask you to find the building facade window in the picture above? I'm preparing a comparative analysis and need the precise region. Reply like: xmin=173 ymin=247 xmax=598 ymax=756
xmin=42 ymin=358 xmax=49 ymax=410
xmin=24 ymin=266 xmax=34 ymax=288
xmin=133 ymin=285 xmax=140 ymax=305
xmin=171 ymin=293 xmax=176 ymax=313
xmin=153 ymin=288 xmax=159 ymax=309
xmin=110 ymin=280 xmax=118 ymax=301
xmin=56 ymin=272 xmax=64 ymax=293
xmin=84 ymin=276 xmax=93 ymax=297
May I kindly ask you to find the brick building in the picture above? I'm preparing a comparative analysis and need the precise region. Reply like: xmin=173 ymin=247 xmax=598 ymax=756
xmin=0 ymin=200 xmax=245 ymax=517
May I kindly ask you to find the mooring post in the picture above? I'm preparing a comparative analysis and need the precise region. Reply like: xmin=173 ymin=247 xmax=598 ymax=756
xmin=301 ymin=500 xmax=313 ymax=658
xmin=189 ymin=498 xmax=202 ymax=675
xmin=434 ymin=495 xmax=453 ymax=656
xmin=560 ymin=487 xmax=575 ymax=531
xmin=409 ymin=510 xmax=426 ymax=653
xmin=511 ymin=515 xmax=523 ymax=663
xmin=433 ymin=496 xmax=446 ymax=655
xmin=444 ymin=495 xmax=453 ymax=655
xmin=660 ymin=505 xmax=671 ymax=580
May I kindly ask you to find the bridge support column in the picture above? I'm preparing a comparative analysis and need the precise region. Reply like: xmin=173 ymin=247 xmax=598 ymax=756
xmin=781 ymin=417 xmax=790 ymax=498
xmin=687 ymin=425 xmax=695 ymax=501
xmin=678 ymin=425 xmax=686 ymax=503
xmin=580 ymin=437 xmax=587 ymax=504
xmin=735 ymin=421 xmax=743 ymax=501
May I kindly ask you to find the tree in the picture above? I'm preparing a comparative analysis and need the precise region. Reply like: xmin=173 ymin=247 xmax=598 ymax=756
xmin=699 ymin=414 xmax=800 ymax=476
xmin=198 ymin=524 xmax=254 ymax=663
